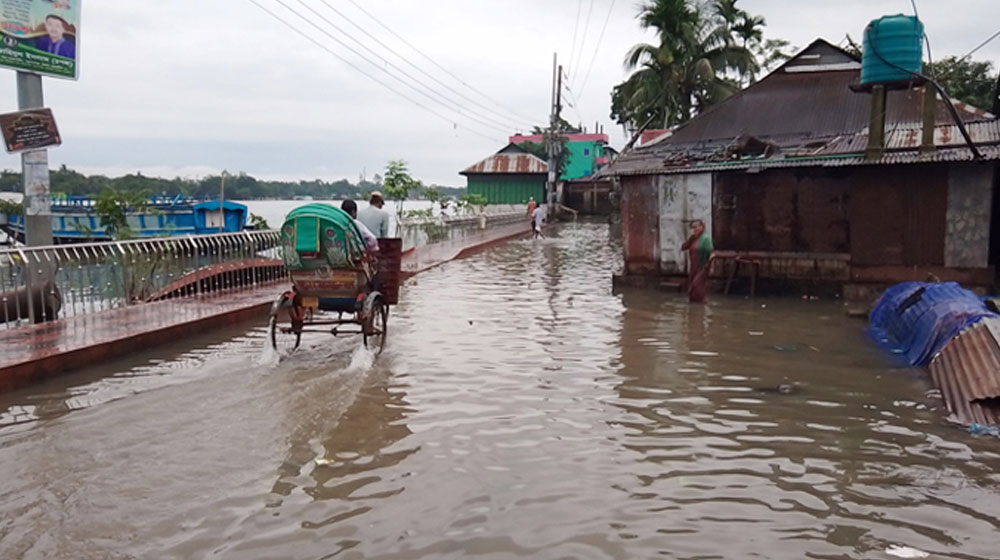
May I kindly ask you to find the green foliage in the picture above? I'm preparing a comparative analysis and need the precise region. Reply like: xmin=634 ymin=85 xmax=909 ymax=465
xmin=459 ymin=193 xmax=489 ymax=212
xmin=383 ymin=159 xmax=423 ymax=218
xmin=248 ymin=213 xmax=270 ymax=230
xmin=423 ymin=186 xmax=442 ymax=204
xmin=0 ymin=198 xmax=23 ymax=215
xmin=926 ymin=56 xmax=997 ymax=111
xmin=611 ymin=0 xmax=790 ymax=130
xmin=94 ymin=188 xmax=152 ymax=239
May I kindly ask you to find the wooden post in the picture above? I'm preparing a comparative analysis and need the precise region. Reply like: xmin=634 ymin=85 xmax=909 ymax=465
xmin=866 ymin=85 xmax=887 ymax=160
xmin=920 ymin=83 xmax=937 ymax=154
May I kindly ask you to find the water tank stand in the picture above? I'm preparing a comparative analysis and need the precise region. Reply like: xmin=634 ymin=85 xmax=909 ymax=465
xmin=865 ymin=85 xmax=887 ymax=160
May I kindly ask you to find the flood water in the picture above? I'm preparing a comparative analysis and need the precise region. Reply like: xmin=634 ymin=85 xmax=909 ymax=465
xmin=1 ymin=222 xmax=999 ymax=559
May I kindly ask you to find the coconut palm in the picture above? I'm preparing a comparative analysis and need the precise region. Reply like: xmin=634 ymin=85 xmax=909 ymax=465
xmin=613 ymin=0 xmax=757 ymax=129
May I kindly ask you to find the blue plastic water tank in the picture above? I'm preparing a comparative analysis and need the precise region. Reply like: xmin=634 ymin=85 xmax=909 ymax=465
xmin=861 ymin=14 xmax=924 ymax=84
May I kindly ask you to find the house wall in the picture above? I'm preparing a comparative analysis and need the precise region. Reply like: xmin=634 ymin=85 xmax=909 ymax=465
xmin=621 ymin=164 xmax=994 ymax=286
xmin=467 ymin=174 xmax=546 ymax=205
xmin=849 ymin=164 xmax=947 ymax=267
xmin=713 ymin=169 xmax=849 ymax=254
xmin=621 ymin=175 xmax=659 ymax=274
xmin=946 ymin=162 xmax=994 ymax=268
xmin=659 ymin=173 xmax=712 ymax=274
xmin=562 ymin=141 xmax=599 ymax=180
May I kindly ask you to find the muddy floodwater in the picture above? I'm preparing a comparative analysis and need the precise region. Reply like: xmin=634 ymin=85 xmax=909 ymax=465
xmin=1 ymin=222 xmax=999 ymax=559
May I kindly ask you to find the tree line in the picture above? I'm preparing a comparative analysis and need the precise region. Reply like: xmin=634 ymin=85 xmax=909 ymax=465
xmin=0 ymin=166 xmax=466 ymax=201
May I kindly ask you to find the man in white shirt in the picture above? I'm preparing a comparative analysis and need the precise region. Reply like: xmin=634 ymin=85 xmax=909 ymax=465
xmin=357 ymin=191 xmax=390 ymax=238
xmin=531 ymin=205 xmax=546 ymax=238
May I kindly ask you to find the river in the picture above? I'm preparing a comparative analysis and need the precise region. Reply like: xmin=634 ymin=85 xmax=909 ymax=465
xmin=0 ymin=221 xmax=998 ymax=559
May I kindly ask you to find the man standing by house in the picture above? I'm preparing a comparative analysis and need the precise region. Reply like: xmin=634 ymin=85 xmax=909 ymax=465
xmin=526 ymin=197 xmax=537 ymax=223
xmin=358 ymin=191 xmax=390 ymax=238
xmin=681 ymin=219 xmax=713 ymax=303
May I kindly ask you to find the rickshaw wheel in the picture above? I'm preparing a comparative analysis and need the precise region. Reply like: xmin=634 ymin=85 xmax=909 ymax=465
xmin=363 ymin=293 xmax=388 ymax=355
xmin=269 ymin=292 xmax=302 ymax=353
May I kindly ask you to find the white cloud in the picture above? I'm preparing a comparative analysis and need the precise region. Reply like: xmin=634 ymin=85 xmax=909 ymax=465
xmin=1 ymin=0 xmax=997 ymax=186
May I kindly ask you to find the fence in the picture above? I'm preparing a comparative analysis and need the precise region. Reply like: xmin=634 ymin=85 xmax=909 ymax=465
xmin=397 ymin=209 xmax=526 ymax=251
xmin=1 ymin=230 xmax=286 ymax=329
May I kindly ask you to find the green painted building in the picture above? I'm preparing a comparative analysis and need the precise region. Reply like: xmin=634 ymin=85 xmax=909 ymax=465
xmin=460 ymin=144 xmax=547 ymax=205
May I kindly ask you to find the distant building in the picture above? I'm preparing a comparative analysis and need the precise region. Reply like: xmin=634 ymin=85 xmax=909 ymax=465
xmin=509 ymin=132 xmax=614 ymax=180
xmin=460 ymin=143 xmax=547 ymax=205
xmin=603 ymin=39 xmax=1000 ymax=302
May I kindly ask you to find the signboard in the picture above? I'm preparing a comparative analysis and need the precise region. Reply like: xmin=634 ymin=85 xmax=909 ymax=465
xmin=0 ymin=0 xmax=79 ymax=79
xmin=0 ymin=107 xmax=60 ymax=153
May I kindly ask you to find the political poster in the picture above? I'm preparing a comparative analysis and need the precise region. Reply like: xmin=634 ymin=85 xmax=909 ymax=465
xmin=0 ymin=0 xmax=79 ymax=79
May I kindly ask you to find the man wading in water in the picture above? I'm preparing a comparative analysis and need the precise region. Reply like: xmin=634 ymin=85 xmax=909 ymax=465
xmin=681 ymin=219 xmax=713 ymax=303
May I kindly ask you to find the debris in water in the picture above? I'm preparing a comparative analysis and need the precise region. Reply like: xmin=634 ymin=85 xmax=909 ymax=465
xmin=314 ymin=457 xmax=335 ymax=466
xmin=968 ymin=423 xmax=1000 ymax=437
xmin=749 ymin=331 xmax=764 ymax=336
xmin=885 ymin=544 xmax=929 ymax=558
xmin=772 ymin=344 xmax=798 ymax=352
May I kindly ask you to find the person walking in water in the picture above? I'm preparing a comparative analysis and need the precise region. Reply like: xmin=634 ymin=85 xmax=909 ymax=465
xmin=681 ymin=219 xmax=713 ymax=303
xmin=531 ymin=204 xmax=546 ymax=239
xmin=526 ymin=197 xmax=537 ymax=223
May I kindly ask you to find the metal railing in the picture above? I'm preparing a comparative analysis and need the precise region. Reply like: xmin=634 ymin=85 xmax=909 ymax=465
xmin=1 ymin=230 xmax=286 ymax=329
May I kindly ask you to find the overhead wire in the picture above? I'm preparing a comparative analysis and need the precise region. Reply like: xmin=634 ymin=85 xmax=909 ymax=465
xmin=566 ymin=0 xmax=583 ymax=87
xmin=576 ymin=0 xmax=617 ymax=101
xmin=243 ymin=0 xmax=501 ymax=142
xmin=569 ymin=0 xmax=596 ymax=89
xmin=957 ymin=29 xmax=1000 ymax=63
xmin=561 ymin=68 xmax=585 ymax=126
xmin=909 ymin=0 xmax=935 ymax=79
xmin=312 ymin=0 xmax=535 ymax=131
xmin=343 ymin=0 xmax=544 ymax=126
xmin=286 ymin=0 xmax=514 ymax=134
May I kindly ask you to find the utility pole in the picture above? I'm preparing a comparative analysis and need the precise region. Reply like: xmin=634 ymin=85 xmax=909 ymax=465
xmin=17 ymin=72 xmax=53 ymax=247
xmin=546 ymin=53 xmax=562 ymax=214
xmin=219 ymin=170 xmax=227 ymax=233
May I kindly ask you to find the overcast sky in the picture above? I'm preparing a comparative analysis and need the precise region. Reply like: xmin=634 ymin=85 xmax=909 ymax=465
xmin=1 ymin=0 xmax=998 ymax=187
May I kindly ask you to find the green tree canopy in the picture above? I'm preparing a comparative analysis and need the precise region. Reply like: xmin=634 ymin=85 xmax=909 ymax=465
xmin=611 ymin=0 xmax=791 ymax=132
xmin=925 ymin=56 xmax=998 ymax=111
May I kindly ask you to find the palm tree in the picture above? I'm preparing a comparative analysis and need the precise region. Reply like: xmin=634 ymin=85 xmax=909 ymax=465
xmin=616 ymin=0 xmax=757 ymax=128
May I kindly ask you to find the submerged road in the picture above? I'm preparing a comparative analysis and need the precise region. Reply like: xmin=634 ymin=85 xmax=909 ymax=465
xmin=1 ymin=222 xmax=999 ymax=559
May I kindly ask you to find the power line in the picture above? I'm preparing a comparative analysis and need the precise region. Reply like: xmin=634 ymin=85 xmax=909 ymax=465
xmin=576 ymin=0 xmax=616 ymax=100
xmin=286 ymin=0 xmax=513 ymax=134
xmin=570 ymin=0 xmax=595 ymax=89
xmin=958 ymin=29 xmax=1000 ymax=62
xmin=243 ymin=0 xmax=500 ymax=142
xmin=313 ymin=0 xmax=535 ymax=131
xmin=561 ymin=68 xmax=585 ymax=125
xmin=566 ymin=0 xmax=583 ymax=85
xmin=909 ymin=0 xmax=935 ymax=78
xmin=343 ymin=0 xmax=544 ymax=127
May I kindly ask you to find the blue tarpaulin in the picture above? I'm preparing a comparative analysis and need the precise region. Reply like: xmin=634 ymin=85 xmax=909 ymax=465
xmin=868 ymin=282 xmax=998 ymax=366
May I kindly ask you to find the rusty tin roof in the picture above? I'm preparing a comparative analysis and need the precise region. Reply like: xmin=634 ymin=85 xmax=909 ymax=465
xmin=461 ymin=152 xmax=547 ymax=175
xmin=928 ymin=318 xmax=1000 ymax=427
xmin=604 ymin=39 xmax=1000 ymax=177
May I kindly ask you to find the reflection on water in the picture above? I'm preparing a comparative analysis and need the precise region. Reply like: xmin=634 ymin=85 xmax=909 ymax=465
xmin=1 ymin=221 xmax=1000 ymax=559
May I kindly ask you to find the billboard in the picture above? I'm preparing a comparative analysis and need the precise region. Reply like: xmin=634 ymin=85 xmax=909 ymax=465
xmin=0 ymin=0 xmax=79 ymax=80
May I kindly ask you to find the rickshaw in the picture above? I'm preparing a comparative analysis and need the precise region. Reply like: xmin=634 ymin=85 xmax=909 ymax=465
xmin=268 ymin=203 xmax=401 ymax=355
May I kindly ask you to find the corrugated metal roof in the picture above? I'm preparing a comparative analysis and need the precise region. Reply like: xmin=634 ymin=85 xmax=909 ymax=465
xmin=928 ymin=318 xmax=1000 ymax=427
xmin=460 ymin=152 xmax=547 ymax=175
xmin=604 ymin=39 xmax=1000 ymax=177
